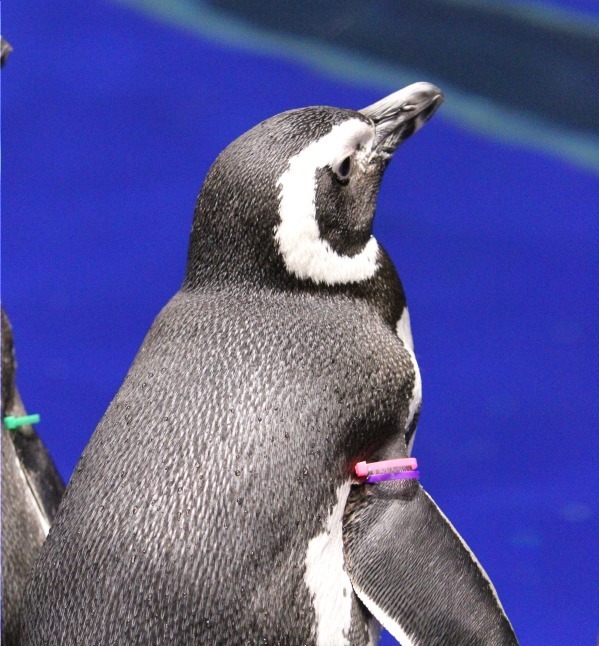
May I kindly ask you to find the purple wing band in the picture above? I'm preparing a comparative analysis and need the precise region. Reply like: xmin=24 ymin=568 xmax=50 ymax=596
xmin=366 ymin=470 xmax=420 ymax=483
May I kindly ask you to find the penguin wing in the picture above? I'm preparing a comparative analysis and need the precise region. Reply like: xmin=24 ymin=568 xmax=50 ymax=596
xmin=343 ymin=478 xmax=518 ymax=645
xmin=1 ymin=307 xmax=64 ymax=523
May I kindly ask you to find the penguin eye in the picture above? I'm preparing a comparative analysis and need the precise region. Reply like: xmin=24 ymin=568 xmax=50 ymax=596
xmin=335 ymin=156 xmax=352 ymax=182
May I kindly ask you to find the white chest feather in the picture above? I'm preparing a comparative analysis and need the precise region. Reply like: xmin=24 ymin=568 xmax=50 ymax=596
xmin=304 ymin=480 xmax=353 ymax=646
xmin=396 ymin=307 xmax=422 ymax=443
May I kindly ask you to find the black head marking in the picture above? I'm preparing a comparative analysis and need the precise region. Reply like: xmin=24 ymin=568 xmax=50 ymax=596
xmin=183 ymin=84 xmax=443 ymax=306
xmin=313 ymin=155 xmax=385 ymax=258
xmin=184 ymin=106 xmax=368 ymax=288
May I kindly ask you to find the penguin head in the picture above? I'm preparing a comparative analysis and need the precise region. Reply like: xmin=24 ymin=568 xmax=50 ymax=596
xmin=184 ymin=82 xmax=443 ymax=289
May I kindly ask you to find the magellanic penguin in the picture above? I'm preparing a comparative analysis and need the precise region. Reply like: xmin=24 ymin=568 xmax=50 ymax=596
xmin=20 ymin=83 xmax=518 ymax=645
xmin=2 ymin=43 xmax=65 ymax=644
xmin=2 ymin=308 xmax=65 ymax=645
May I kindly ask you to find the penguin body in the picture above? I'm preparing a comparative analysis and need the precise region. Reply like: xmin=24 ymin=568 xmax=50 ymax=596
xmin=21 ymin=85 xmax=517 ymax=644
xmin=1 ymin=46 xmax=65 ymax=644
xmin=1 ymin=309 xmax=65 ymax=645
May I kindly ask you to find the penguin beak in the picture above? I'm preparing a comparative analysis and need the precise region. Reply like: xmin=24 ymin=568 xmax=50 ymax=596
xmin=360 ymin=82 xmax=444 ymax=159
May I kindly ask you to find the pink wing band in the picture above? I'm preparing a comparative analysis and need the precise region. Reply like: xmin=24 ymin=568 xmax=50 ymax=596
xmin=355 ymin=457 xmax=418 ymax=478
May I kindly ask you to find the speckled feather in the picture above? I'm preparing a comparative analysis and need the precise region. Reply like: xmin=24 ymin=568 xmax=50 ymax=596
xmin=2 ymin=309 xmax=65 ymax=645
xmin=19 ymin=96 xmax=517 ymax=645
xmin=20 ymin=288 xmax=413 ymax=643
xmin=20 ymin=107 xmax=412 ymax=644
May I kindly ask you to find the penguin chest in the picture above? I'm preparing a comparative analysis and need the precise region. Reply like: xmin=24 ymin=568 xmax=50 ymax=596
xmin=395 ymin=306 xmax=422 ymax=444
xmin=303 ymin=481 xmax=354 ymax=646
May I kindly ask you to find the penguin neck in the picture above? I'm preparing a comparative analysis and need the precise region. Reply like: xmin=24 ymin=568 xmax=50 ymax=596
xmin=182 ymin=207 xmax=289 ymax=291
xmin=182 ymin=201 xmax=386 ymax=293
xmin=182 ymin=225 xmax=407 ymax=332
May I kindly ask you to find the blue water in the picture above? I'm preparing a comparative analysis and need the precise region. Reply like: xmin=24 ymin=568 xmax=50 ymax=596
xmin=2 ymin=1 xmax=598 ymax=643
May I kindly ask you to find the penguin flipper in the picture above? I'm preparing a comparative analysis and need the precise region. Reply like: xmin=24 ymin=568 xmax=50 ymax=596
xmin=343 ymin=479 xmax=518 ymax=645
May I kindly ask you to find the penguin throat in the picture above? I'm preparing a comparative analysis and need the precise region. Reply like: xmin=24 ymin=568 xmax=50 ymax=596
xmin=275 ymin=120 xmax=380 ymax=286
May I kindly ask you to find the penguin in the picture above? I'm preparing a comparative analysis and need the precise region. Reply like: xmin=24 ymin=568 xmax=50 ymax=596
xmin=2 ymin=36 xmax=65 ymax=644
xmin=2 ymin=308 xmax=65 ymax=645
xmin=20 ymin=82 xmax=517 ymax=645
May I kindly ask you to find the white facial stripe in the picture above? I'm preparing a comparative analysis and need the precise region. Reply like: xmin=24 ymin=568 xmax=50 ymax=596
xmin=275 ymin=119 xmax=380 ymax=285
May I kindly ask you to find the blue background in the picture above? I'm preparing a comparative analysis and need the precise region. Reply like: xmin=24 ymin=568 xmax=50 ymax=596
xmin=2 ymin=1 xmax=598 ymax=643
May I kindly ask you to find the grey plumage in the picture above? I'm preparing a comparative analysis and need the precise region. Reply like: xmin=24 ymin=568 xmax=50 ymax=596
xmin=2 ymin=309 xmax=65 ymax=645
xmin=2 ymin=43 xmax=65 ymax=642
xmin=20 ymin=84 xmax=517 ymax=644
